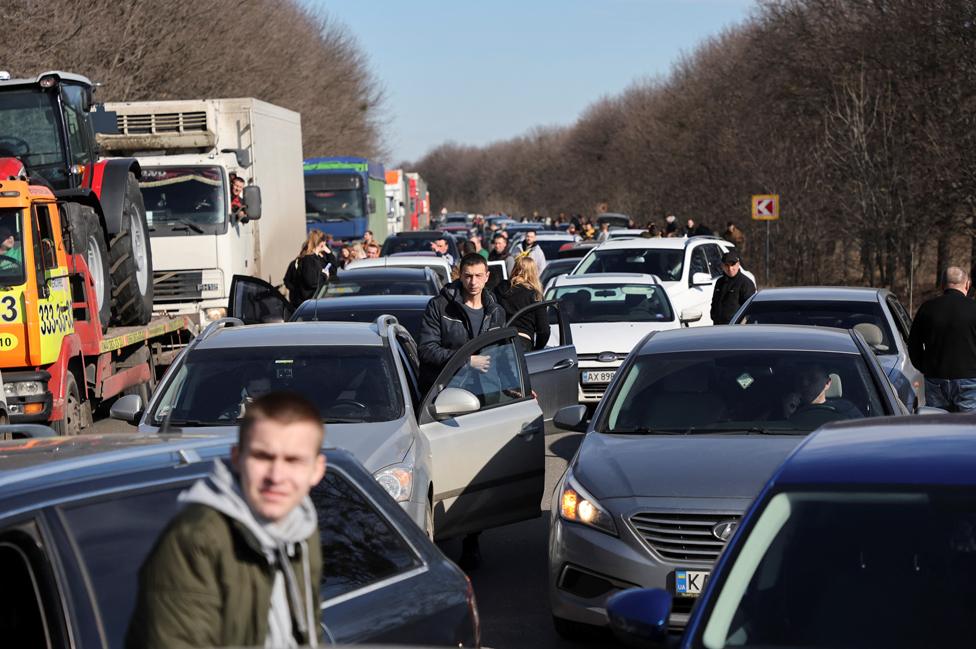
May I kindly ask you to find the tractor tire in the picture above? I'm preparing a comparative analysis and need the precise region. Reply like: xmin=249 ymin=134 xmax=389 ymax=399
xmin=63 ymin=202 xmax=112 ymax=328
xmin=109 ymin=172 xmax=153 ymax=325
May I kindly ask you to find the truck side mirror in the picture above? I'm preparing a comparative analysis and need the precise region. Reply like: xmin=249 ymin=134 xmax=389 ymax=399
xmin=243 ymin=185 xmax=262 ymax=220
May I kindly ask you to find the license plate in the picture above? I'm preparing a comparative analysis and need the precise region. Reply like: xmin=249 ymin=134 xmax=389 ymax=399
xmin=674 ymin=570 xmax=709 ymax=597
xmin=581 ymin=370 xmax=615 ymax=385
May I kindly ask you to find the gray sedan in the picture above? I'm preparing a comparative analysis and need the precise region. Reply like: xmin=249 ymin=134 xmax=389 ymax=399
xmin=547 ymin=325 xmax=906 ymax=635
xmin=730 ymin=287 xmax=923 ymax=410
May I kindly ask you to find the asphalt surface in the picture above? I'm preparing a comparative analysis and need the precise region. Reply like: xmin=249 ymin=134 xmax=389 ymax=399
xmin=91 ymin=419 xmax=621 ymax=648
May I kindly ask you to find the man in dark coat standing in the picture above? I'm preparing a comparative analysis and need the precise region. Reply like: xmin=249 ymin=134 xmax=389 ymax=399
xmin=710 ymin=251 xmax=756 ymax=325
xmin=908 ymin=266 xmax=976 ymax=412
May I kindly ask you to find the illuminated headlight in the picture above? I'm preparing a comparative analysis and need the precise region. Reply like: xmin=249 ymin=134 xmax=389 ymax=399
xmin=4 ymin=381 xmax=46 ymax=397
xmin=202 ymin=307 xmax=226 ymax=323
xmin=559 ymin=470 xmax=617 ymax=536
xmin=374 ymin=466 xmax=413 ymax=502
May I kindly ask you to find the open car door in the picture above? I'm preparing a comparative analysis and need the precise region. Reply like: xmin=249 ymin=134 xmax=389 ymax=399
xmin=419 ymin=327 xmax=544 ymax=540
xmin=506 ymin=300 xmax=578 ymax=434
xmin=227 ymin=274 xmax=293 ymax=324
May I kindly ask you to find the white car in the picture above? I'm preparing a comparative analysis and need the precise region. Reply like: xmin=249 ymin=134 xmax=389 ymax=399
xmin=605 ymin=228 xmax=648 ymax=240
xmin=347 ymin=254 xmax=452 ymax=286
xmin=569 ymin=236 xmax=755 ymax=327
xmin=546 ymin=273 xmax=692 ymax=404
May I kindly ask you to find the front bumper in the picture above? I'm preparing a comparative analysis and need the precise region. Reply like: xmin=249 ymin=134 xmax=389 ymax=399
xmin=548 ymin=495 xmax=749 ymax=629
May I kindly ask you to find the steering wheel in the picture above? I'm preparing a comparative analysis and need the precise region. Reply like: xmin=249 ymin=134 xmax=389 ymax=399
xmin=326 ymin=399 xmax=369 ymax=417
xmin=0 ymin=136 xmax=29 ymax=157
xmin=0 ymin=254 xmax=21 ymax=269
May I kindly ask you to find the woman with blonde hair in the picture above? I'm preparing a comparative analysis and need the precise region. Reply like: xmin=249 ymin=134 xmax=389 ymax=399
xmin=493 ymin=255 xmax=550 ymax=352
xmin=283 ymin=230 xmax=336 ymax=308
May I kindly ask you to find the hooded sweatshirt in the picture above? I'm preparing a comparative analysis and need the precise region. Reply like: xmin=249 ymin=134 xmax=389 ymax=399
xmin=181 ymin=460 xmax=319 ymax=649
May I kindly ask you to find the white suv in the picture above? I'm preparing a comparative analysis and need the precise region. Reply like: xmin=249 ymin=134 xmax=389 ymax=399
xmin=569 ymin=236 xmax=755 ymax=326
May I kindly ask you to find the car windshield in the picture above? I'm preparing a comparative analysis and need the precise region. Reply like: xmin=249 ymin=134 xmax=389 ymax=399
xmin=575 ymin=248 xmax=684 ymax=281
xmin=321 ymin=278 xmax=434 ymax=297
xmin=701 ymin=489 xmax=976 ymax=648
xmin=602 ymin=350 xmax=885 ymax=434
xmin=0 ymin=208 xmax=26 ymax=286
xmin=547 ymin=284 xmax=673 ymax=323
xmin=305 ymin=188 xmax=364 ymax=222
xmin=292 ymin=306 xmax=425 ymax=341
xmin=151 ymin=345 xmax=404 ymax=424
xmin=382 ymin=236 xmax=459 ymax=260
xmin=537 ymin=239 xmax=569 ymax=259
xmin=139 ymin=166 xmax=226 ymax=233
xmin=737 ymin=299 xmax=897 ymax=354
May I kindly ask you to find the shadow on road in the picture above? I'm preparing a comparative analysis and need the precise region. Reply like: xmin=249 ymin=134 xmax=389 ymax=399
xmin=547 ymin=432 xmax=584 ymax=461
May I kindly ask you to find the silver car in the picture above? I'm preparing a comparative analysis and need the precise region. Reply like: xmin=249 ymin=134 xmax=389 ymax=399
xmin=547 ymin=325 xmax=906 ymax=635
xmin=730 ymin=287 xmax=924 ymax=410
xmin=115 ymin=303 xmax=578 ymax=542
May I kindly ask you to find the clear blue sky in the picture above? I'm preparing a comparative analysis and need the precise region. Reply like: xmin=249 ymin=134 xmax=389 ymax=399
xmin=313 ymin=0 xmax=756 ymax=164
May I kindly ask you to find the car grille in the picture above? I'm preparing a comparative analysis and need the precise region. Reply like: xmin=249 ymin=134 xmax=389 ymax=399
xmin=577 ymin=352 xmax=627 ymax=362
xmin=629 ymin=511 xmax=741 ymax=563
xmin=153 ymin=270 xmax=203 ymax=302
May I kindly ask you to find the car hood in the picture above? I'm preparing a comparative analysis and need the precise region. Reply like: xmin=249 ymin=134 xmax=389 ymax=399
xmin=138 ymin=419 xmax=411 ymax=473
xmin=571 ymin=321 xmax=676 ymax=355
xmin=573 ymin=432 xmax=804 ymax=500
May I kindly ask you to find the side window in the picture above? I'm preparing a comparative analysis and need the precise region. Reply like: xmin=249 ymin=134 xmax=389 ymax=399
xmin=703 ymin=244 xmax=724 ymax=279
xmin=0 ymin=528 xmax=64 ymax=648
xmin=689 ymin=247 xmax=710 ymax=280
xmin=33 ymin=204 xmax=57 ymax=270
xmin=60 ymin=483 xmax=191 ymax=647
xmin=311 ymin=469 xmax=420 ymax=601
xmin=445 ymin=337 xmax=527 ymax=408
xmin=61 ymin=85 xmax=92 ymax=167
xmin=394 ymin=337 xmax=421 ymax=409
xmin=886 ymin=296 xmax=912 ymax=340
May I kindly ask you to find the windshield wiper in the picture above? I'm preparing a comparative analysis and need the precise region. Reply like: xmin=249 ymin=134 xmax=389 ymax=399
xmin=169 ymin=220 xmax=205 ymax=234
xmin=157 ymin=418 xmax=230 ymax=427
xmin=324 ymin=417 xmax=364 ymax=424
xmin=606 ymin=426 xmax=687 ymax=435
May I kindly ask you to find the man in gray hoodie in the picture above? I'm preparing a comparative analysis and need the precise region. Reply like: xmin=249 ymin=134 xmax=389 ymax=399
xmin=127 ymin=392 xmax=327 ymax=649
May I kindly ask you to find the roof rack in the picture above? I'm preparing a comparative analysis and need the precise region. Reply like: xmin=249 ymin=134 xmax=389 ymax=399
xmin=684 ymin=235 xmax=726 ymax=245
xmin=373 ymin=314 xmax=400 ymax=337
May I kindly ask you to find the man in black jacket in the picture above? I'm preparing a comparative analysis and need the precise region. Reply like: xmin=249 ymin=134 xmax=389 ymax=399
xmin=710 ymin=251 xmax=756 ymax=325
xmin=418 ymin=253 xmax=507 ymax=569
xmin=908 ymin=266 xmax=976 ymax=412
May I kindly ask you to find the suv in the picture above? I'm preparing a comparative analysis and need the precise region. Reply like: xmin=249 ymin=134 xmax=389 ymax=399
xmin=115 ymin=308 xmax=578 ymax=542
xmin=0 ymin=435 xmax=479 ymax=647
xmin=570 ymin=236 xmax=754 ymax=326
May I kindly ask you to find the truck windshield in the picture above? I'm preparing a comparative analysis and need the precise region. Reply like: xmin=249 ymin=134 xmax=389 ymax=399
xmin=139 ymin=166 xmax=226 ymax=235
xmin=0 ymin=209 xmax=26 ymax=286
xmin=0 ymin=89 xmax=67 ymax=188
xmin=306 ymin=188 xmax=364 ymax=222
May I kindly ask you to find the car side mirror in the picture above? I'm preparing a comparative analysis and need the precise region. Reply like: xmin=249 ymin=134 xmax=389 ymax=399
xmin=679 ymin=309 xmax=702 ymax=326
xmin=553 ymin=405 xmax=588 ymax=432
xmin=691 ymin=272 xmax=712 ymax=286
xmin=243 ymin=185 xmax=262 ymax=220
xmin=432 ymin=387 xmax=480 ymax=419
xmin=110 ymin=394 xmax=144 ymax=425
xmin=606 ymin=588 xmax=673 ymax=649
xmin=917 ymin=405 xmax=949 ymax=416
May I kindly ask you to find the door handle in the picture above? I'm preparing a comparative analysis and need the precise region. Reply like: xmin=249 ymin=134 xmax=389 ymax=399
xmin=552 ymin=358 xmax=576 ymax=371
xmin=518 ymin=422 xmax=543 ymax=438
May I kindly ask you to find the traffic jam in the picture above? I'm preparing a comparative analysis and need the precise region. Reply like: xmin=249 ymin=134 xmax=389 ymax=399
xmin=0 ymin=63 xmax=973 ymax=649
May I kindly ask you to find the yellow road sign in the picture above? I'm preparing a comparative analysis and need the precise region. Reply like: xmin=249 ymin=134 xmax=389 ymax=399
xmin=752 ymin=194 xmax=780 ymax=221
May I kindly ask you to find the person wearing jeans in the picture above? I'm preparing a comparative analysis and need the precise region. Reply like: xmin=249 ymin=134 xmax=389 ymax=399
xmin=908 ymin=266 xmax=976 ymax=412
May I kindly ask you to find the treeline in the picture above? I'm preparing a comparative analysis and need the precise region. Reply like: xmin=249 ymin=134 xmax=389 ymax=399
xmin=3 ymin=0 xmax=385 ymax=158
xmin=411 ymin=0 xmax=976 ymax=293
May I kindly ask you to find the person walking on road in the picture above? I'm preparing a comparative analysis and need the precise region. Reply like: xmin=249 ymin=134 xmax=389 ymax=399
xmin=710 ymin=251 xmax=756 ymax=325
xmin=284 ymin=230 xmax=337 ymax=308
xmin=908 ymin=266 xmax=976 ymax=412
xmin=519 ymin=230 xmax=547 ymax=273
xmin=487 ymin=234 xmax=515 ymax=292
xmin=494 ymin=256 xmax=550 ymax=353
xmin=418 ymin=253 xmax=506 ymax=569
xmin=127 ymin=392 xmax=326 ymax=649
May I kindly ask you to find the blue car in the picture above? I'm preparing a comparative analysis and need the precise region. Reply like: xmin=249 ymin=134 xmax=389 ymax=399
xmin=607 ymin=415 xmax=976 ymax=648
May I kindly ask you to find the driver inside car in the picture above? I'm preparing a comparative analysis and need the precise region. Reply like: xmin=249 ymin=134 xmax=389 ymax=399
xmin=0 ymin=224 xmax=23 ymax=273
xmin=785 ymin=366 xmax=861 ymax=427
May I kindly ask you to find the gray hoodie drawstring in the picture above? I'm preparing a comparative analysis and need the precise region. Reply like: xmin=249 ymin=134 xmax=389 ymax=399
xmin=301 ymin=540 xmax=318 ymax=648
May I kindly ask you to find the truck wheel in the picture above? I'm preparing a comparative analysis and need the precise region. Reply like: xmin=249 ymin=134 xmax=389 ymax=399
xmin=109 ymin=172 xmax=153 ymax=326
xmin=53 ymin=373 xmax=91 ymax=436
xmin=64 ymin=203 xmax=112 ymax=328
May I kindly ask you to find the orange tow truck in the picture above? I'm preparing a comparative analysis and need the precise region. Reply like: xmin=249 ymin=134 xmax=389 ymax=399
xmin=0 ymin=172 xmax=188 ymax=435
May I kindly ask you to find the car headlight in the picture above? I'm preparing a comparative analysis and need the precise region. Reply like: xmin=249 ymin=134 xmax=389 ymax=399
xmin=559 ymin=470 xmax=617 ymax=536
xmin=203 ymin=307 xmax=227 ymax=323
xmin=4 ymin=381 xmax=46 ymax=397
xmin=375 ymin=466 xmax=413 ymax=502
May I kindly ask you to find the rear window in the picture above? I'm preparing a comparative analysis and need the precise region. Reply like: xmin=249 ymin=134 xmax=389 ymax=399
xmin=323 ymin=278 xmax=434 ymax=297
xmin=737 ymin=300 xmax=895 ymax=354
xmin=575 ymin=248 xmax=684 ymax=282
xmin=382 ymin=236 xmax=459 ymax=260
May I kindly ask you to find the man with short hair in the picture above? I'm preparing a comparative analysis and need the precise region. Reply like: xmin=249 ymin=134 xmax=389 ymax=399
xmin=230 ymin=175 xmax=247 ymax=221
xmin=487 ymin=234 xmax=515 ymax=292
xmin=430 ymin=237 xmax=455 ymax=267
xmin=908 ymin=266 xmax=976 ymax=412
xmin=785 ymin=366 xmax=861 ymax=427
xmin=519 ymin=229 xmax=547 ymax=272
xmin=0 ymin=226 xmax=22 ymax=272
xmin=127 ymin=392 xmax=326 ymax=649
xmin=365 ymin=242 xmax=381 ymax=259
xmin=710 ymin=251 xmax=756 ymax=325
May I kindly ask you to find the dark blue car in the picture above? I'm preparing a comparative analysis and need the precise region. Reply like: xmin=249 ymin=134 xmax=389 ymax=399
xmin=0 ymin=434 xmax=478 ymax=648
xmin=607 ymin=415 xmax=976 ymax=648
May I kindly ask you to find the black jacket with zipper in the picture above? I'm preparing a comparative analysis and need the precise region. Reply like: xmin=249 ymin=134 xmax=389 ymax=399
xmin=418 ymin=281 xmax=506 ymax=391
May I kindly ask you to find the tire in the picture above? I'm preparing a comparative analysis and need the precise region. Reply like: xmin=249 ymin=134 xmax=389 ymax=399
xmin=109 ymin=172 xmax=153 ymax=325
xmin=64 ymin=202 xmax=112 ymax=327
xmin=52 ymin=373 xmax=91 ymax=436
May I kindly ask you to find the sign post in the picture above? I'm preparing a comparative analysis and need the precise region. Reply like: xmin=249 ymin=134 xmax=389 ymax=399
xmin=751 ymin=194 xmax=779 ymax=286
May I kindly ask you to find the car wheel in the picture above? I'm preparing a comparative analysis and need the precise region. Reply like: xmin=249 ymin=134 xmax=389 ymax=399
xmin=53 ymin=373 xmax=92 ymax=436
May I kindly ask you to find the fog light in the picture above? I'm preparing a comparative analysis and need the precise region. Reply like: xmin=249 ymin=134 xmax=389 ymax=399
xmin=24 ymin=403 xmax=44 ymax=415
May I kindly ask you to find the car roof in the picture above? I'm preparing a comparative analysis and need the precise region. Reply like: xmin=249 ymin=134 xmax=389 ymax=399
xmin=347 ymin=257 xmax=450 ymax=270
xmin=334 ymin=267 xmax=433 ymax=281
xmin=534 ymin=232 xmax=577 ymax=240
xmin=551 ymin=273 xmax=661 ymax=287
xmin=639 ymin=324 xmax=859 ymax=354
xmin=387 ymin=231 xmax=449 ymax=239
xmin=590 ymin=237 xmax=688 ymax=250
xmin=297 ymin=295 xmax=432 ymax=312
xmin=775 ymin=416 xmax=976 ymax=487
xmin=197 ymin=322 xmax=385 ymax=349
xmin=748 ymin=287 xmax=886 ymax=302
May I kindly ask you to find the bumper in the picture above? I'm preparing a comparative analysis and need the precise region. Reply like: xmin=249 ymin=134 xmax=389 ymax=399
xmin=549 ymin=496 xmax=749 ymax=629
